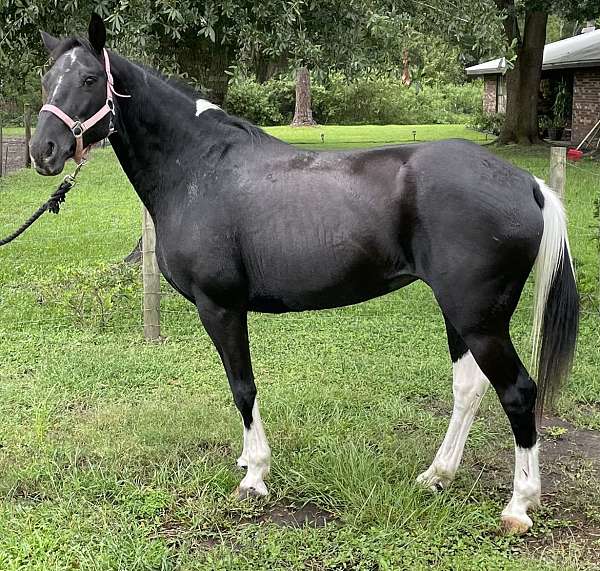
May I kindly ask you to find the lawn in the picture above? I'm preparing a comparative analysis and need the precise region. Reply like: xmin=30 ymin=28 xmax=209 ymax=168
xmin=264 ymin=124 xmax=494 ymax=148
xmin=0 ymin=127 xmax=28 ymax=138
xmin=0 ymin=125 xmax=598 ymax=570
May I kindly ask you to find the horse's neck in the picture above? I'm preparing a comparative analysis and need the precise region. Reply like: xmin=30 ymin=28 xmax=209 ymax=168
xmin=108 ymin=54 xmax=199 ymax=214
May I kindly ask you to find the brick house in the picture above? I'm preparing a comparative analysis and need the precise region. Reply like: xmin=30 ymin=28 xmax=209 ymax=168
xmin=466 ymin=29 xmax=600 ymax=144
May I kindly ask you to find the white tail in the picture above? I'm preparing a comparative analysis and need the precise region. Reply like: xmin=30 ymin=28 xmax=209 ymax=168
xmin=531 ymin=177 xmax=573 ymax=371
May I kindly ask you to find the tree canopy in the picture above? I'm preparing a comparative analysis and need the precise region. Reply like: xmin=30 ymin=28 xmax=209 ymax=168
xmin=1 ymin=0 xmax=506 ymax=107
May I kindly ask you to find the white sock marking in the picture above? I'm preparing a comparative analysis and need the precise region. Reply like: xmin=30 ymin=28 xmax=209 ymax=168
xmin=195 ymin=98 xmax=220 ymax=116
xmin=417 ymin=351 xmax=489 ymax=489
xmin=238 ymin=399 xmax=271 ymax=496
xmin=501 ymin=443 xmax=540 ymax=527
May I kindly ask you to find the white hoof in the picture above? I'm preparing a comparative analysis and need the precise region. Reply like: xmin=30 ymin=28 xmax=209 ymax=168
xmin=416 ymin=468 xmax=451 ymax=492
xmin=500 ymin=512 xmax=533 ymax=534
xmin=237 ymin=475 xmax=268 ymax=499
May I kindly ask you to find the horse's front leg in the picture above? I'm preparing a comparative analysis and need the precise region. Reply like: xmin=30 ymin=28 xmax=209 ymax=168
xmin=196 ymin=295 xmax=271 ymax=498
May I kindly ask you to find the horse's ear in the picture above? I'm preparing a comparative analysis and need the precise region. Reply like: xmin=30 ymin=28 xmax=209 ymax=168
xmin=88 ymin=13 xmax=106 ymax=54
xmin=40 ymin=31 xmax=60 ymax=54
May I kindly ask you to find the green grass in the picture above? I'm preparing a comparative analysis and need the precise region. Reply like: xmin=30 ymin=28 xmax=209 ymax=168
xmin=264 ymin=123 xmax=493 ymax=149
xmin=0 ymin=127 xmax=28 ymax=137
xmin=0 ymin=125 xmax=598 ymax=570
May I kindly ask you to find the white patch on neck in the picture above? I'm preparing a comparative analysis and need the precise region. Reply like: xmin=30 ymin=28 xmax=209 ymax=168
xmin=195 ymin=99 xmax=220 ymax=116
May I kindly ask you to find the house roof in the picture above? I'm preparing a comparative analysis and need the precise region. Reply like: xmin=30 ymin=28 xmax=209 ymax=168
xmin=466 ymin=29 xmax=600 ymax=75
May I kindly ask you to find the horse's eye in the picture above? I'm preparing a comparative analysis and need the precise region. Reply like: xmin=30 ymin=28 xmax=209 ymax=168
xmin=84 ymin=77 xmax=97 ymax=86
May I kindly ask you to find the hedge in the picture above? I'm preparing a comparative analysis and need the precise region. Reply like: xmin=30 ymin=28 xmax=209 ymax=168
xmin=225 ymin=74 xmax=482 ymax=126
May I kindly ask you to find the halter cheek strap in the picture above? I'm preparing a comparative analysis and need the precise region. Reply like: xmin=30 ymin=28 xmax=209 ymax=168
xmin=40 ymin=48 xmax=130 ymax=163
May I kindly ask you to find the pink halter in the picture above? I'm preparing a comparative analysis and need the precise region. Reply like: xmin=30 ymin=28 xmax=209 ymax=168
xmin=40 ymin=48 xmax=129 ymax=163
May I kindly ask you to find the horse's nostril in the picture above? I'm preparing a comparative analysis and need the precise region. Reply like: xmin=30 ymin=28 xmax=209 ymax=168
xmin=46 ymin=141 xmax=55 ymax=158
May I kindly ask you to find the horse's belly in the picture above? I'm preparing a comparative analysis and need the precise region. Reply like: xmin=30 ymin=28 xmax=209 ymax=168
xmin=248 ymin=274 xmax=415 ymax=313
xmin=245 ymin=244 xmax=413 ymax=312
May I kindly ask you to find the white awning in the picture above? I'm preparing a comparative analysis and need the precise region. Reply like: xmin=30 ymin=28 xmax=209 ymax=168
xmin=465 ymin=57 xmax=506 ymax=75
xmin=466 ymin=29 xmax=600 ymax=76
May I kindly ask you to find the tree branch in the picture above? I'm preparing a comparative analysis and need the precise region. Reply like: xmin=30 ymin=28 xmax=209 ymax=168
xmin=494 ymin=0 xmax=521 ymax=46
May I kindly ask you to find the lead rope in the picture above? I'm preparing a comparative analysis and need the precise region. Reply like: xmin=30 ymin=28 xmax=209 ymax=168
xmin=0 ymin=158 xmax=86 ymax=247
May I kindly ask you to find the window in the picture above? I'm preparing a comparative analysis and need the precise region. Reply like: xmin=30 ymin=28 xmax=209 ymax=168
xmin=497 ymin=75 xmax=507 ymax=113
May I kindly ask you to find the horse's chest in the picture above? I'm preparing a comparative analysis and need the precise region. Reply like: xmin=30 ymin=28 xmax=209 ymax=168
xmin=155 ymin=222 xmax=243 ymax=304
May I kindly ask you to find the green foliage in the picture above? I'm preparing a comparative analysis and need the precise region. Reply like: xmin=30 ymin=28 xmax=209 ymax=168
xmin=467 ymin=108 xmax=505 ymax=135
xmin=0 ymin=1 xmax=506 ymax=113
xmin=226 ymin=75 xmax=482 ymax=125
xmin=30 ymin=263 xmax=140 ymax=329
xmin=553 ymin=78 xmax=571 ymax=126
xmin=225 ymin=77 xmax=294 ymax=126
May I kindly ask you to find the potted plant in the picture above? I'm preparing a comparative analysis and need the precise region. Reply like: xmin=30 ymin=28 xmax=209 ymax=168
xmin=539 ymin=115 xmax=551 ymax=139
xmin=549 ymin=79 xmax=570 ymax=140
xmin=548 ymin=116 xmax=566 ymax=141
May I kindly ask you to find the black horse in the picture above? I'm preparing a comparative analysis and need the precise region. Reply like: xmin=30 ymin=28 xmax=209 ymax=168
xmin=30 ymin=15 xmax=579 ymax=533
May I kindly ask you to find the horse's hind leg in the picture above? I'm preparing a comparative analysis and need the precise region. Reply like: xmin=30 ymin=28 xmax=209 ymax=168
xmin=195 ymin=294 xmax=271 ymax=498
xmin=461 ymin=330 xmax=540 ymax=533
xmin=417 ymin=317 xmax=489 ymax=491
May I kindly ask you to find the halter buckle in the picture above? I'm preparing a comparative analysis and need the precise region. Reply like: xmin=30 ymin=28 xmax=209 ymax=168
xmin=107 ymin=98 xmax=115 ymax=113
xmin=72 ymin=122 xmax=84 ymax=138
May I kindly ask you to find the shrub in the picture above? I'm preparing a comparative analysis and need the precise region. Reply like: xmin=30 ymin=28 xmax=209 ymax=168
xmin=225 ymin=77 xmax=286 ymax=126
xmin=467 ymin=108 xmax=505 ymax=135
xmin=225 ymin=74 xmax=483 ymax=126
xmin=31 ymin=263 xmax=140 ymax=329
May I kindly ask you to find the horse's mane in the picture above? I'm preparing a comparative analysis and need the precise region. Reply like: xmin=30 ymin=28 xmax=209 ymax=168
xmin=139 ymin=65 xmax=274 ymax=142
xmin=50 ymin=37 xmax=276 ymax=144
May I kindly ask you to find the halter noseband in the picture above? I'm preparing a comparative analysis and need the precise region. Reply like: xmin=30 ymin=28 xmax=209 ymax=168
xmin=40 ymin=48 xmax=129 ymax=163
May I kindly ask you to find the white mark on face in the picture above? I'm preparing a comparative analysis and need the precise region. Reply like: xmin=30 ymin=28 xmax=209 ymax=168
xmin=50 ymin=75 xmax=64 ymax=103
xmin=69 ymin=50 xmax=78 ymax=65
xmin=195 ymin=99 xmax=220 ymax=116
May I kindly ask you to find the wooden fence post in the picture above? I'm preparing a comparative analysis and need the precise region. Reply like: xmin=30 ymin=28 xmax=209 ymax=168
xmin=549 ymin=146 xmax=566 ymax=198
xmin=0 ymin=114 xmax=3 ymax=178
xmin=142 ymin=205 xmax=161 ymax=340
xmin=24 ymin=103 xmax=32 ymax=168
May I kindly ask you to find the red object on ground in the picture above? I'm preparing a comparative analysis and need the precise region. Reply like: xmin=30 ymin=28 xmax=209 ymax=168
xmin=567 ymin=148 xmax=583 ymax=161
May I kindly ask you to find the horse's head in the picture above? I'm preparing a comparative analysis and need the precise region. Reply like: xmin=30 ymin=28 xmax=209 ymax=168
xmin=30 ymin=14 xmax=111 ymax=175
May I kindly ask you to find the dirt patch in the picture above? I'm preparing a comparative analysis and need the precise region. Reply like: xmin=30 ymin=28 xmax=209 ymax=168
xmin=0 ymin=136 xmax=27 ymax=175
xmin=153 ymin=519 xmax=219 ymax=551
xmin=419 ymin=396 xmax=453 ymax=418
xmin=252 ymin=501 xmax=335 ymax=528
xmin=541 ymin=415 xmax=600 ymax=469
xmin=154 ymin=500 xmax=335 ymax=553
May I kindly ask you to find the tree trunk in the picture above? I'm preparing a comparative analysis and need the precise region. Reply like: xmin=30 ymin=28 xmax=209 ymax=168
xmin=291 ymin=67 xmax=316 ymax=127
xmin=498 ymin=11 xmax=548 ymax=145
xmin=171 ymin=33 xmax=231 ymax=106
